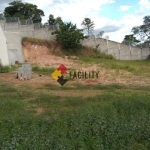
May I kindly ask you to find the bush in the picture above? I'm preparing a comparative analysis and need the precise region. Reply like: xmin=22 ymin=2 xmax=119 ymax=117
xmin=96 ymin=52 xmax=114 ymax=59
xmin=52 ymin=22 xmax=86 ymax=49
xmin=0 ymin=66 xmax=10 ymax=73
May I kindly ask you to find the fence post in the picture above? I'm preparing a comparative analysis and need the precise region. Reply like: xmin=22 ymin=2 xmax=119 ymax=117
xmin=4 ymin=22 xmax=5 ymax=31
xmin=149 ymin=43 xmax=150 ymax=56
xmin=118 ymin=43 xmax=120 ymax=60
xmin=129 ymin=44 xmax=131 ymax=60
xmin=106 ymin=39 xmax=108 ymax=54
xmin=141 ymin=48 xmax=142 ymax=60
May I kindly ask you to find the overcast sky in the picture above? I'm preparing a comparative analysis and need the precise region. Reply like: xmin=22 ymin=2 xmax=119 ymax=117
xmin=0 ymin=0 xmax=150 ymax=43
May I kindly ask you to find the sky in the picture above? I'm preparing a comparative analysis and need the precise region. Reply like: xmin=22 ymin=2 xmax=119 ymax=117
xmin=0 ymin=0 xmax=150 ymax=43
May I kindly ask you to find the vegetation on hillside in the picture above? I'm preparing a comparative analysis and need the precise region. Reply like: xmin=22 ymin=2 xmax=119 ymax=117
xmin=22 ymin=37 xmax=114 ymax=59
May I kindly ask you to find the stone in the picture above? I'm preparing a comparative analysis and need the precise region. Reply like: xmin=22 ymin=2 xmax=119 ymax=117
xmin=18 ymin=64 xmax=32 ymax=80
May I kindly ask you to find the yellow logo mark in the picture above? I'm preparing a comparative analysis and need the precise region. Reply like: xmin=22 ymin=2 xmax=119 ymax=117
xmin=51 ymin=70 xmax=62 ymax=80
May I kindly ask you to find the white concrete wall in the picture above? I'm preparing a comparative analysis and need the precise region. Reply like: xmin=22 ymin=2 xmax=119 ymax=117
xmin=4 ymin=31 xmax=24 ymax=65
xmin=0 ymin=20 xmax=150 ymax=60
xmin=81 ymin=37 xmax=150 ymax=60
xmin=0 ymin=26 xmax=9 ymax=66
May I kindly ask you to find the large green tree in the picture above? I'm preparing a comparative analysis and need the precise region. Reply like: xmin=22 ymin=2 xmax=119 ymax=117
xmin=0 ymin=12 xmax=4 ymax=20
xmin=97 ymin=31 xmax=104 ymax=38
xmin=52 ymin=22 xmax=85 ymax=49
xmin=122 ymin=34 xmax=140 ymax=46
xmin=48 ymin=14 xmax=55 ymax=25
xmin=4 ymin=0 xmax=44 ymax=23
xmin=55 ymin=16 xmax=63 ymax=25
xmin=132 ymin=16 xmax=150 ymax=42
xmin=48 ymin=14 xmax=63 ymax=25
xmin=81 ymin=18 xmax=95 ymax=36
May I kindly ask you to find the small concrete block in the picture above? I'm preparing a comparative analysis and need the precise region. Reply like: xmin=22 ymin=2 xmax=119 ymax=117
xmin=17 ymin=64 xmax=32 ymax=80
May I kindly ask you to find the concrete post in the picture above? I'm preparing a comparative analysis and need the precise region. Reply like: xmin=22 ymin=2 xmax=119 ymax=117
xmin=129 ymin=44 xmax=131 ymax=59
xmin=106 ymin=39 xmax=108 ymax=54
xmin=118 ymin=43 xmax=120 ymax=60
xmin=141 ymin=48 xmax=142 ymax=60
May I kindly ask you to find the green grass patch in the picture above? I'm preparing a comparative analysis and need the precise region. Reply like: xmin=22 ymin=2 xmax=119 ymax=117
xmin=32 ymin=66 xmax=55 ymax=74
xmin=22 ymin=37 xmax=54 ymax=47
xmin=0 ymin=66 xmax=10 ymax=73
xmin=1 ymin=83 xmax=150 ymax=149
xmin=79 ymin=57 xmax=150 ymax=76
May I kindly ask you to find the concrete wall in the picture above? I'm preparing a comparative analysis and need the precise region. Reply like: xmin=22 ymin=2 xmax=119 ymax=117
xmin=0 ymin=20 xmax=55 ymax=65
xmin=0 ymin=20 xmax=150 ymax=60
xmin=4 ymin=31 xmax=24 ymax=65
xmin=81 ymin=36 xmax=150 ymax=60
xmin=0 ymin=20 xmax=56 ymax=41
xmin=0 ymin=26 xmax=9 ymax=66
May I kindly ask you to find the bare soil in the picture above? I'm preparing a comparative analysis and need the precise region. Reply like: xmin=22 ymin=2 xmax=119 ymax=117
xmin=0 ymin=41 xmax=150 ymax=98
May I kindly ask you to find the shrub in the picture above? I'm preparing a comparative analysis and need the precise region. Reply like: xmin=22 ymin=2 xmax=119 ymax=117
xmin=0 ymin=66 xmax=10 ymax=73
xmin=52 ymin=22 xmax=85 ymax=49
xmin=96 ymin=52 xmax=114 ymax=59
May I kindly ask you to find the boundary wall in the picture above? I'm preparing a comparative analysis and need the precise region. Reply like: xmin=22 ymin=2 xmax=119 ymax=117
xmin=0 ymin=20 xmax=150 ymax=60
xmin=81 ymin=36 xmax=150 ymax=60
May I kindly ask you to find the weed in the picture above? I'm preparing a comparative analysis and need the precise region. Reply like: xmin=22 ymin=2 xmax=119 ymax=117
xmin=0 ymin=65 xmax=10 ymax=73
xmin=32 ymin=66 xmax=55 ymax=73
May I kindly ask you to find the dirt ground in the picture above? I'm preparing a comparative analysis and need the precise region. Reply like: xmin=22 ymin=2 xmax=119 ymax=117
xmin=23 ymin=41 xmax=75 ymax=68
xmin=0 ymin=41 xmax=150 ymax=98
xmin=1 ymin=69 xmax=149 ymax=87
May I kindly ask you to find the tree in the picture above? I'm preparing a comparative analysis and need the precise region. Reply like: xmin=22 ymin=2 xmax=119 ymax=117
xmin=52 ymin=22 xmax=85 ymax=49
xmin=4 ymin=0 xmax=44 ymax=23
xmin=47 ymin=14 xmax=63 ymax=30
xmin=132 ymin=16 xmax=150 ymax=42
xmin=48 ymin=14 xmax=55 ymax=25
xmin=55 ymin=16 xmax=63 ymax=25
xmin=122 ymin=34 xmax=140 ymax=46
xmin=0 ymin=12 xmax=4 ymax=20
xmin=97 ymin=31 xmax=104 ymax=38
xmin=81 ymin=18 xmax=95 ymax=36
xmin=48 ymin=15 xmax=63 ymax=25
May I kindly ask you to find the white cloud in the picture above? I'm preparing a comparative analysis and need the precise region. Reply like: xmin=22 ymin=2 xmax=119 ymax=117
xmin=136 ymin=0 xmax=150 ymax=16
xmin=139 ymin=0 xmax=150 ymax=6
xmin=119 ymin=6 xmax=132 ymax=11
xmin=95 ymin=13 xmax=144 ymax=43
xmin=27 ymin=0 xmax=115 ymax=25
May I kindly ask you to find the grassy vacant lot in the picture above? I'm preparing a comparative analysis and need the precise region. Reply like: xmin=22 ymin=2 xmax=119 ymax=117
xmin=0 ymin=58 xmax=150 ymax=149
